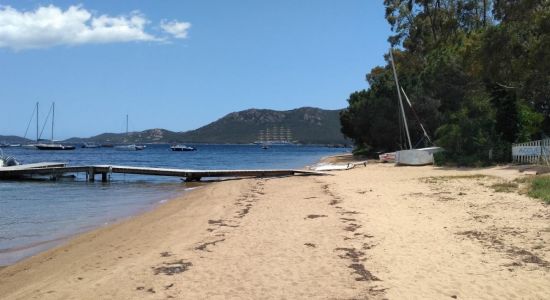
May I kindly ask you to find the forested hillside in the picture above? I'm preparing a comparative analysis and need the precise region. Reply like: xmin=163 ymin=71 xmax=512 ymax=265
xmin=179 ymin=107 xmax=347 ymax=144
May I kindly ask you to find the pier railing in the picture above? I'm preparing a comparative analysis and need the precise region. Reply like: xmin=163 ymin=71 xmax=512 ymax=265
xmin=512 ymin=138 xmax=550 ymax=165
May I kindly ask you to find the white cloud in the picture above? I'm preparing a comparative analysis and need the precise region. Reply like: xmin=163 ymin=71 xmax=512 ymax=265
xmin=160 ymin=20 xmax=191 ymax=39
xmin=0 ymin=5 xmax=191 ymax=50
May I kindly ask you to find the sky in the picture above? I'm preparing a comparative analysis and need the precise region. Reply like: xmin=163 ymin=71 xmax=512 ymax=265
xmin=0 ymin=0 xmax=391 ymax=139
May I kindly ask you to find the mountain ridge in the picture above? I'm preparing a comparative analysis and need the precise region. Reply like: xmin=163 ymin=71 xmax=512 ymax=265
xmin=11 ymin=107 xmax=348 ymax=145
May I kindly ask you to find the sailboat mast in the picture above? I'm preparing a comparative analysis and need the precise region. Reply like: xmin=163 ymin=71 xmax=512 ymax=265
xmin=401 ymin=87 xmax=433 ymax=145
xmin=389 ymin=47 xmax=412 ymax=150
xmin=126 ymin=114 xmax=129 ymax=135
xmin=51 ymin=102 xmax=55 ymax=143
xmin=36 ymin=102 xmax=39 ymax=143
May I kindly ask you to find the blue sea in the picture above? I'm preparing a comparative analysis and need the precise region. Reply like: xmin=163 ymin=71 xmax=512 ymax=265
xmin=0 ymin=144 xmax=348 ymax=265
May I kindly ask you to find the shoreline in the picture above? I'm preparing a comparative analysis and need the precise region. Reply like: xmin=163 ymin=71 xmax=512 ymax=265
xmin=1 ymin=160 xmax=549 ymax=298
xmin=0 ymin=183 xmax=194 ymax=267
xmin=0 ymin=150 xmax=345 ymax=268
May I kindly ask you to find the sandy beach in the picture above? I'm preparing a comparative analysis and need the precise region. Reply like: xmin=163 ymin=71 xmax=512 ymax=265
xmin=1 ymin=160 xmax=549 ymax=299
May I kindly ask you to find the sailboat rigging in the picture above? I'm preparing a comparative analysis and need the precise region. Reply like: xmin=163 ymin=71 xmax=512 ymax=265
xmin=115 ymin=115 xmax=145 ymax=151
xmin=380 ymin=47 xmax=442 ymax=165
xmin=35 ymin=103 xmax=76 ymax=151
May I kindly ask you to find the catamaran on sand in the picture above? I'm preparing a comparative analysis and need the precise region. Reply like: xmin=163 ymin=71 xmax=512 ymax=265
xmin=379 ymin=48 xmax=442 ymax=165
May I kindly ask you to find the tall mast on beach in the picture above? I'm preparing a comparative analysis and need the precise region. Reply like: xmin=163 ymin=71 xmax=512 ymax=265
xmin=389 ymin=47 xmax=412 ymax=150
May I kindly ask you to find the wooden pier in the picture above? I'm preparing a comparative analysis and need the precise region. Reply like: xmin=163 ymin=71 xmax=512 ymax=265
xmin=0 ymin=163 xmax=324 ymax=182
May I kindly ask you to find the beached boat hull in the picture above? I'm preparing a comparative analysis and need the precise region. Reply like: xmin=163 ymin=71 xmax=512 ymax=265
xmin=395 ymin=147 xmax=442 ymax=166
xmin=379 ymin=152 xmax=396 ymax=163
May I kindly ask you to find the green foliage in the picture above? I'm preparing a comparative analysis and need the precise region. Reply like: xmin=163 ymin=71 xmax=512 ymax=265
xmin=528 ymin=176 xmax=550 ymax=204
xmin=340 ymin=0 xmax=550 ymax=165
xmin=517 ymin=103 xmax=544 ymax=142
xmin=351 ymin=146 xmax=371 ymax=157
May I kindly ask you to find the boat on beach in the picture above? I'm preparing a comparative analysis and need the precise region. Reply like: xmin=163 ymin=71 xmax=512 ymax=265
xmin=170 ymin=144 xmax=196 ymax=151
xmin=395 ymin=147 xmax=442 ymax=166
xmin=386 ymin=48 xmax=442 ymax=166
xmin=378 ymin=152 xmax=396 ymax=163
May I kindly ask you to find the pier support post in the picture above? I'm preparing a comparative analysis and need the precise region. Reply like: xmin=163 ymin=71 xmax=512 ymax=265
xmin=101 ymin=173 xmax=108 ymax=182
xmin=185 ymin=176 xmax=202 ymax=182
xmin=88 ymin=167 xmax=95 ymax=182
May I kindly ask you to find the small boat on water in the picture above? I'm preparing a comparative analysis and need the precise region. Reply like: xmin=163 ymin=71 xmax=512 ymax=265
xmin=170 ymin=144 xmax=196 ymax=151
xmin=115 ymin=144 xmax=146 ymax=151
xmin=101 ymin=144 xmax=114 ymax=148
xmin=0 ymin=143 xmax=23 ymax=148
xmin=36 ymin=144 xmax=76 ymax=150
xmin=81 ymin=142 xmax=100 ymax=148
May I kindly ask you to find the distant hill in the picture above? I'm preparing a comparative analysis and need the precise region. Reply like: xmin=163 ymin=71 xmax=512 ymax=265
xmin=64 ymin=129 xmax=182 ymax=144
xmin=56 ymin=107 xmax=348 ymax=145
xmin=179 ymin=107 xmax=347 ymax=144
xmin=0 ymin=135 xmax=32 ymax=144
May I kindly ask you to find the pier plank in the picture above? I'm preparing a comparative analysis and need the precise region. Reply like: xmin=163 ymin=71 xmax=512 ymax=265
xmin=0 ymin=164 xmax=325 ymax=181
xmin=0 ymin=162 xmax=66 ymax=170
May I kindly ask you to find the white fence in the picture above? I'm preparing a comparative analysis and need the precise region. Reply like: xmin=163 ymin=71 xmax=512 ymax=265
xmin=512 ymin=138 xmax=550 ymax=164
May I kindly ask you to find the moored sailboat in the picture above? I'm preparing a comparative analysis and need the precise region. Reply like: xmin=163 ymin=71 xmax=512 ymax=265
xmin=36 ymin=102 xmax=75 ymax=151
xmin=115 ymin=115 xmax=146 ymax=151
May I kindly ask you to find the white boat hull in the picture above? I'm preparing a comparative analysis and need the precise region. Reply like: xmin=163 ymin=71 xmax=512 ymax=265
xmin=395 ymin=147 xmax=443 ymax=166
xmin=115 ymin=144 xmax=145 ymax=151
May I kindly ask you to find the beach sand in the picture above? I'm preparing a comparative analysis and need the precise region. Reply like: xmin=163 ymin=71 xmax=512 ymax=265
xmin=1 ymin=161 xmax=549 ymax=299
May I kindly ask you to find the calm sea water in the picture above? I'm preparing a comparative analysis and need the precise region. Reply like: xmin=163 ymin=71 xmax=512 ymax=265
xmin=0 ymin=144 xmax=348 ymax=265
